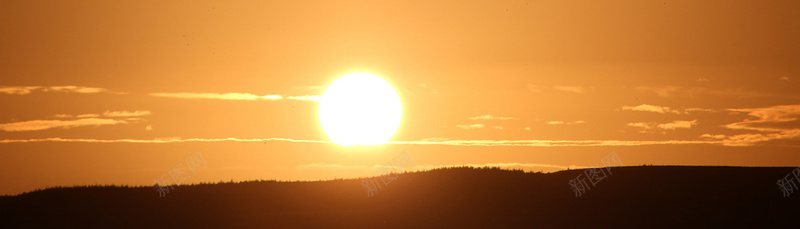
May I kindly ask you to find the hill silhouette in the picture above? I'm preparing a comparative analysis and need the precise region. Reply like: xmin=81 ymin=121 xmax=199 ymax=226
xmin=1 ymin=166 xmax=799 ymax=228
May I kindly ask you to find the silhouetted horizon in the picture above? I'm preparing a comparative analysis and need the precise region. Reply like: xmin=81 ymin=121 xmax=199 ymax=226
xmin=3 ymin=166 xmax=799 ymax=228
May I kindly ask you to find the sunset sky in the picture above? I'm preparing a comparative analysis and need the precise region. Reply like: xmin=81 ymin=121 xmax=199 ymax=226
xmin=1 ymin=0 xmax=799 ymax=195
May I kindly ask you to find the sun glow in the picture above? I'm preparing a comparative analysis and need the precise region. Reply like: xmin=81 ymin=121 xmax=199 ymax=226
xmin=318 ymin=73 xmax=402 ymax=146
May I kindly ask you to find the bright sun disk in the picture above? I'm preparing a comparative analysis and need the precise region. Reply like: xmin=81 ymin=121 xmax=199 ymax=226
xmin=318 ymin=72 xmax=402 ymax=146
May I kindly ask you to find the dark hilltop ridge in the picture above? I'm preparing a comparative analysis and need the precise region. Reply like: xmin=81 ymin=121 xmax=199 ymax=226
xmin=2 ymin=166 xmax=799 ymax=228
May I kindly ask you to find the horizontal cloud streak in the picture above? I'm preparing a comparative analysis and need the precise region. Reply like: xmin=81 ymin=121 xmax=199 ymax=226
xmin=0 ymin=86 xmax=117 ymax=95
xmin=54 ymin=110 xmax=150 ymax=119
xmin=456 ymin=124 xmax=485 ymax=129
xmin=722 ymin=130 xmax=800 ymax=146
xmin=0 ymin=86 xmax=41 ymax=95
xmin=684 ymin=108 xmax=716 ymax=114
xmin=720 ymin=104 xmax=800 ymax=146
xmin=149 ymin=92 xmax=319 ymax=101
xmin=0 ymin=118 xmax=127 ymax=132
xmin=48 ymin=86 xmax=108 ymax=94
xmin=0 ymin=137 xmax=330 ymax=144
xmin=287 ymin=95 xmax=321 ymax=101
xmin=389 ymin=139 xmax=719 ymax=147
xmin=103 ymin=110 xmax=151 ymax=117
xmin=627 ymin=120 xmax=697 ymax=132
xmin=468 ymin=115 xmax=518 ymax=120
xmin=657 ymin=120 xmax=697 ymax=130
xmin=699 ymin=134 xmax=726 ymax=140
xmin=636 ymin=86 xmax=767 ymax=98
xmin=526 ymin=85 xmax=587 ymax=94
xmin=0 ymin=137 xmax=723 ymax=147
xmin=547 ymin=120 xmax=584 ymax=125
xmin=622 ymin=104 xmax=680 ymax=114
xmin=149 ymin=92 xmax=279 ymax=101
xmin=726 ymin=105 xmax=800 ymax=132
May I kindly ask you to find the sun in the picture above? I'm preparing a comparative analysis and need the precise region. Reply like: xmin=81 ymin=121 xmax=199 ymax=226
xmin=318 ymin=72 xmax=402 ymax=146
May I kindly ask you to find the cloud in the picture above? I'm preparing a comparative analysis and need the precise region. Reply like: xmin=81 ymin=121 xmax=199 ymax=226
xmin=54 ymin=110 xmax=150 ymax=118
xmin=468 ymin=115 xmax=518 ymax=120
xmin=627 ymin=120 xmax=697 ymax=132
xmin=103 ymin=110 xmax=151 ymax=117
xmin=12 ymin=105 xmax=800 ymax=146
xmin=524 ymin=127 xmax=531 ymax=131
xmin=725 ymin=105 xmax=800 ymax=132
xmin=0 ymin=137 xmax=722 ymax=147
xmin=46 ymin=86 xmax=108 ymax=94
xmin=621 ymin=104 xmax=717 ymax=114
xmin=553 ymin=86 xmax=585 ymax=93
xmin=287 ymin=95 xmax=321 ymax=101
xmin=55 ymin=113 xmax=101 ymax=118
xmin=721 ymin=130 xmax=800 ymax=146
xmin=699 ymin=134 xmax=726 ymax=140
xmin=0 ymin=86 xmax=116 ymax=95
xmin=456 ymin=124 xmax=485 ymax=130
xmin=627 ymin=122 xmax=655 ymax=130
xmin=149 ymin=92 xmax=277 ymax=100
xmin=635 ymin=86 xmax=764 ymax=98
xmin=0 ymin=118 xmax=127 ymax=132
xmin=657 ymin=120 xmax=697 ymax=130
xmin=0 ymin=86 xmax=41 ymax=95
xmin=417 ymin=137 xmax=451 ymax=142
xmin=720 ymin=105 xmax=800 ymax=146
xmin=0 ymin=137 xmax=330 ymax=144
xmin=626 ymin=104 xmax=800 ymax=146
xmin=261 ymin=95 xmax=283 ymax=100
xmin=622 ymin=104 xmax=680 ymax=114
xmin=780 ymin=76 xmax=790 ymax=82
xmin=149 ymin=92 xmax=319 ymax=101
xmin=547 ymin=120 xmax=584 ymax=125
xmin=2 ymin=110 xmax=151 ymax=132
xmin=526 ymin=85 xmax=587 ymax=93
xmin=391 ymin=139 xmax=718 ymax=147
xmin=77 ymin=114 xmax=101 ymax=118
xmin=684 ymin=108 xmax=716 ymax=114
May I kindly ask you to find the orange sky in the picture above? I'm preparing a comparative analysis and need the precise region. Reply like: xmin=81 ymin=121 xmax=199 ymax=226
xmin=1 ymin=0 xmax=799 ymax=195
